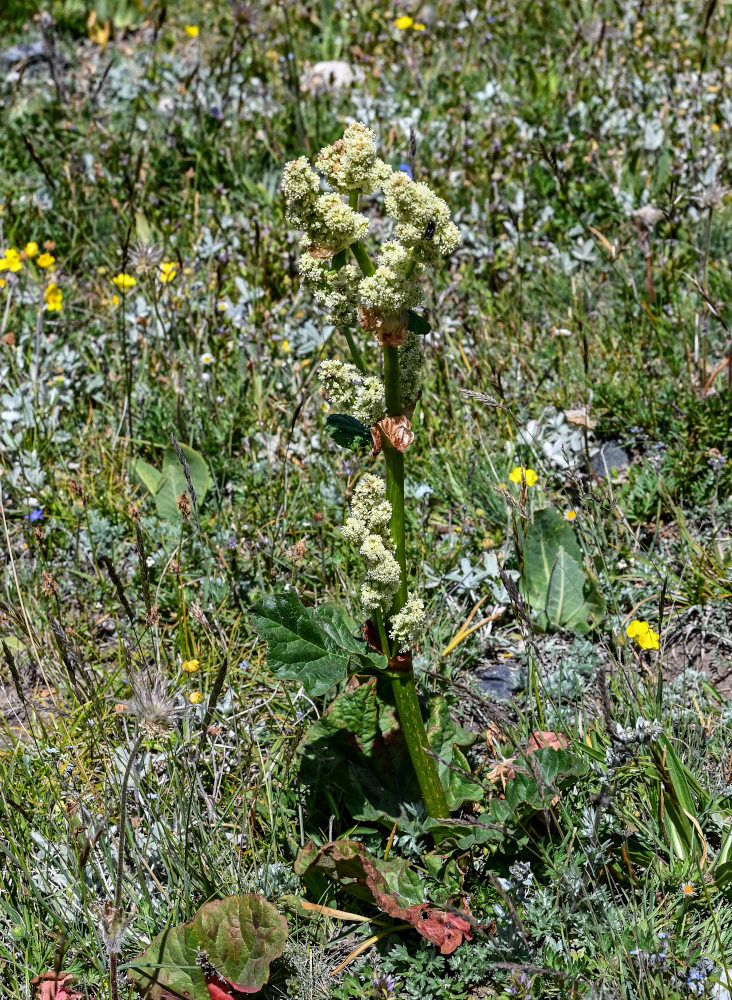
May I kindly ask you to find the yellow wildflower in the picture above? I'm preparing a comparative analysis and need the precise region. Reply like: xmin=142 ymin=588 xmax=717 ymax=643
xmin=413 ymin=22 xmax=426 ymax=29
xmin=680 ymin=882 xmax=695 ymax=897
xmin=25 ymin=242 xmax=39 ymax=257
xmin=112 ymin=294 xmax=120 ymax=306
xmin=281 ymin=339 xmax=291 ymax=353
xmin=0 ymin=278 xmax=6 ymax=289
xmin=112 ymin=272 xmax=136 ymax=289
xmin=37 ymin=252 xmax=55 ymax=269
xmin=0 ymin=248 xmax=22 ymax=272
xmin=395 ymin=15 xmax=414 ymax=29
xmin=626 ymin=619 xmax=660 ymax=650
xmin=509 ymin=466 xmax=538 ymax=487
xmin=181 ymin=659 xmax=200 ymax=673
xmin=189 ymin=690 xmax=204 ymax=704
xmin=184 ymin=24 xmax=199 ymax=37
xmin=44 ymin=283 xmax=63 ymax=312
xmin=159 ymin=261 xmax=177 ymax=283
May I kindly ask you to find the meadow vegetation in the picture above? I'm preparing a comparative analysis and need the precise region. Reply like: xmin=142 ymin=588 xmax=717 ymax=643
xmin=0 ymin=1 xmax=731 ymax=998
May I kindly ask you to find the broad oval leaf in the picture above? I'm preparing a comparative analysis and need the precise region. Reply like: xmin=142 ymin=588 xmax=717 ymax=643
xmin=129 ymin=895 xmax=287 ymax=999
xmin=326 ymin=413 xmax=372 ymax=451
xmin=250 ymin=590 xmax=386 ymax=697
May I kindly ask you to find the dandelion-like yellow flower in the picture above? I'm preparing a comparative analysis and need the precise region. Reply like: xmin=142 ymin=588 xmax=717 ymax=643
xmin=680 ymin=882 xmax=695 ymax=897
xmin=112 ymin=272 xmax=136 ymax=289
xmin=159 ymin=261 xmax=177 ymax=283
xmin=25 ymin=242 xmax=39 ymax=258
xmin=626 ymin=619 xmax=660 ymax=650
xmin=37 ymin=252 xmax=55 ymax=269
xmin=0 ymin=278 xmax=6 ymax=289
xmin=184 ymin=24 xmax=199 ymax=37
xmin=509 ymin=466 xmax=538 ymax=487
xmin=44 ymin=283 xmax=63 ymax=312
xmin=189 ymin=690 xmax=204 ymax=704
xmin=0 ymin=248 xmax=22 ymax=272
xmin=181 ymin=659 xmax=200 ymax=673
xmin=564 ymin=509 xmax=577 ymax=521
xmin=281 ymin=339 xmax=291 ymax=353
xmin=395 ymin=15 xmax=414 ymax=28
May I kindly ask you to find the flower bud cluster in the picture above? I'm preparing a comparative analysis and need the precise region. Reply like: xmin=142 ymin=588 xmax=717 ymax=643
xmin=319 ymin=360 xmax=386 ymax=427
xmin=299 ymin=246 xmax=361 ymax=328
xmin=389 ymin=595 xmax=426 ymax=650
xmin=317 ymin=122 xmax=391 ymax=195
xmin=282 ymin=158 xmax=368 ymax=257
xmin=342 ymin=474 xmax=400 ymax=613
xmin=360 ymin=241 xmax=424 ymax=319
xmin=604 ymin=716 xmax=662 ymax=780
xmin=383 ymin=171 xmax=462 ymax=263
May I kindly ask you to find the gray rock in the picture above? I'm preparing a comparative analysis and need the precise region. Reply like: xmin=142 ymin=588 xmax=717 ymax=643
xmin=2 ymin=41 xmax=47 ymax=70
xmin=475 ymin=659 xmax=519 ymax=701
xmin=302 ymin=60 xmax=361 ymax=96
xmin=591 ymin=441 xmax=630 ymax=479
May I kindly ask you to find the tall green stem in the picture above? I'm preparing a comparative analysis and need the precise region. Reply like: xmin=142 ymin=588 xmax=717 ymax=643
xmin=382 ymin=344 xmax=448 ymax=819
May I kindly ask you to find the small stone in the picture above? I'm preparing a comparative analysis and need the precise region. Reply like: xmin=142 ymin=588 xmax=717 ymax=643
xmin=2 ymin=41 xmax=47 ymax=69
xmin=303 ymin=61 xmax=359 ymax=95
xmin=590 ymin=442 xmax=630 ymax=479
xmin=475 ymin=659 xmax=518 ymax=701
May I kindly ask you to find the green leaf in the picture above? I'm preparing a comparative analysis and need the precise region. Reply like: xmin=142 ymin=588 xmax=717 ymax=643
xmin=299 ymin=676 xmax=478 ymax=825
xmin=520 ymin=507 xmax=605 ymax=634
xmin=250 ymin=591 xmax=386 ymax=698
xmin=129 ymin=444 xmax=212 ymax=523
xmin=129 ymin=458 xmax=163 ymax=496
xmin=407 ymin=309 xmax=431 ymax=336
xmin=326 ymin=413 xmax=372 ymax=451
xmin=128 ymin=894 xmax=287 ymax=999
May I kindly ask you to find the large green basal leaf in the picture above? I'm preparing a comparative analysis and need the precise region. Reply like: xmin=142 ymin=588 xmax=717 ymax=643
xmin=520 ymin=507 xmax=605 ymax=634
xmin=299 ymin=676 xmax=478 ymax=825
xmin=250 ymin=590 xmax=386 ymax=698
xmin=128 ymin=894 xmax=287 ymax=999
xmin=129 ymin=444 xmax=212 ymax=522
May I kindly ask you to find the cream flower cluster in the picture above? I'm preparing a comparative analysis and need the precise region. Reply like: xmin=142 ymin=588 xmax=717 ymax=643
xmin=319 ymin=359 xmax=386 ymax=427
xmin=389 ymin=596 xmax=427 ymax=651
xmin=316 ymin=122 xmax=391 ymax=195
xmin=298 ymin=246 xmax=361 ymax=329
xmin=342 ymin=475 xmax=400 ymax=612
xmin=382 ymin=171 xmax=462 ymax=264
xmin=282 ymin=157 xmax=367 ymax=256
xmin=282 ymin=123 xmax=461 ymax=339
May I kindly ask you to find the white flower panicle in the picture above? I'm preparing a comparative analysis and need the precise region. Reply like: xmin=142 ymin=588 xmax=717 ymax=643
xmin=299 ymin=247 xmax=361 ymax=328
xmin=359 ymin=241 xmax=424 ymax=316
xmin=342 ymin=475 xmax=400 ymax=612
xmin=389 ymin=595 xmax=427 ymax=650
xmin=307 ymin=193 xmax=369 ymax=257
xmin=319 ymin=359 xmax=386 ymax=427
xmin=281 ymin=156 xmax=320 ymax=228
xmin=317 ymin=122 xmax=392 ymax=195
xmin=383 ymin=171 xmax=462 ymax=263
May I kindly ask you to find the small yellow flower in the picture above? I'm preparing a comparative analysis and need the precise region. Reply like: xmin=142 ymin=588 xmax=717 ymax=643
xmin=564 ymin=509 xmax=577 ymax=521
xmin=413 ymin=22 xmax=426 ymax=30
xmin=626 ymin=619 xmax=660 ymax=650
xmin=37 ymin=252 xmax=55 ymax=269
xmin=0 ymin=248 xmax=22 ymax=272
xmin=509 ymin=466 xmax=538 ymax=487
xmin=395 ymin=15 xmax=414 ymax=28
xmin=0 ymin=278 xmax=6 ymax=289
xmin=44 ymin=283 xmax=63 ymax=312
xmin=112 ymin=272 xmax=136 ymax=289
xmin=112 ymin=294 xmax=120 ymax=307
xmin=184 ymin=24 xmax=199 ymax=37
xmin=25 ymin=241 xmax=39 ymax=257
xmin=189 ymin=690 xmax=204 ymax=704
xmin=680 ymin=882 xmax=695 ymax=897
xmin=159 ymin=261 xmax=177 ymax=283
xmin=181 ymin=659 xmax=200 ymax=673
xmin=281 ymin=339 xmax=291 ymax=353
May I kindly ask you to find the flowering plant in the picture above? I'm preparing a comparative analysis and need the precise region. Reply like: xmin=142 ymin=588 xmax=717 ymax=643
xmin=253 ymin=123 xmax=461 ymax=818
